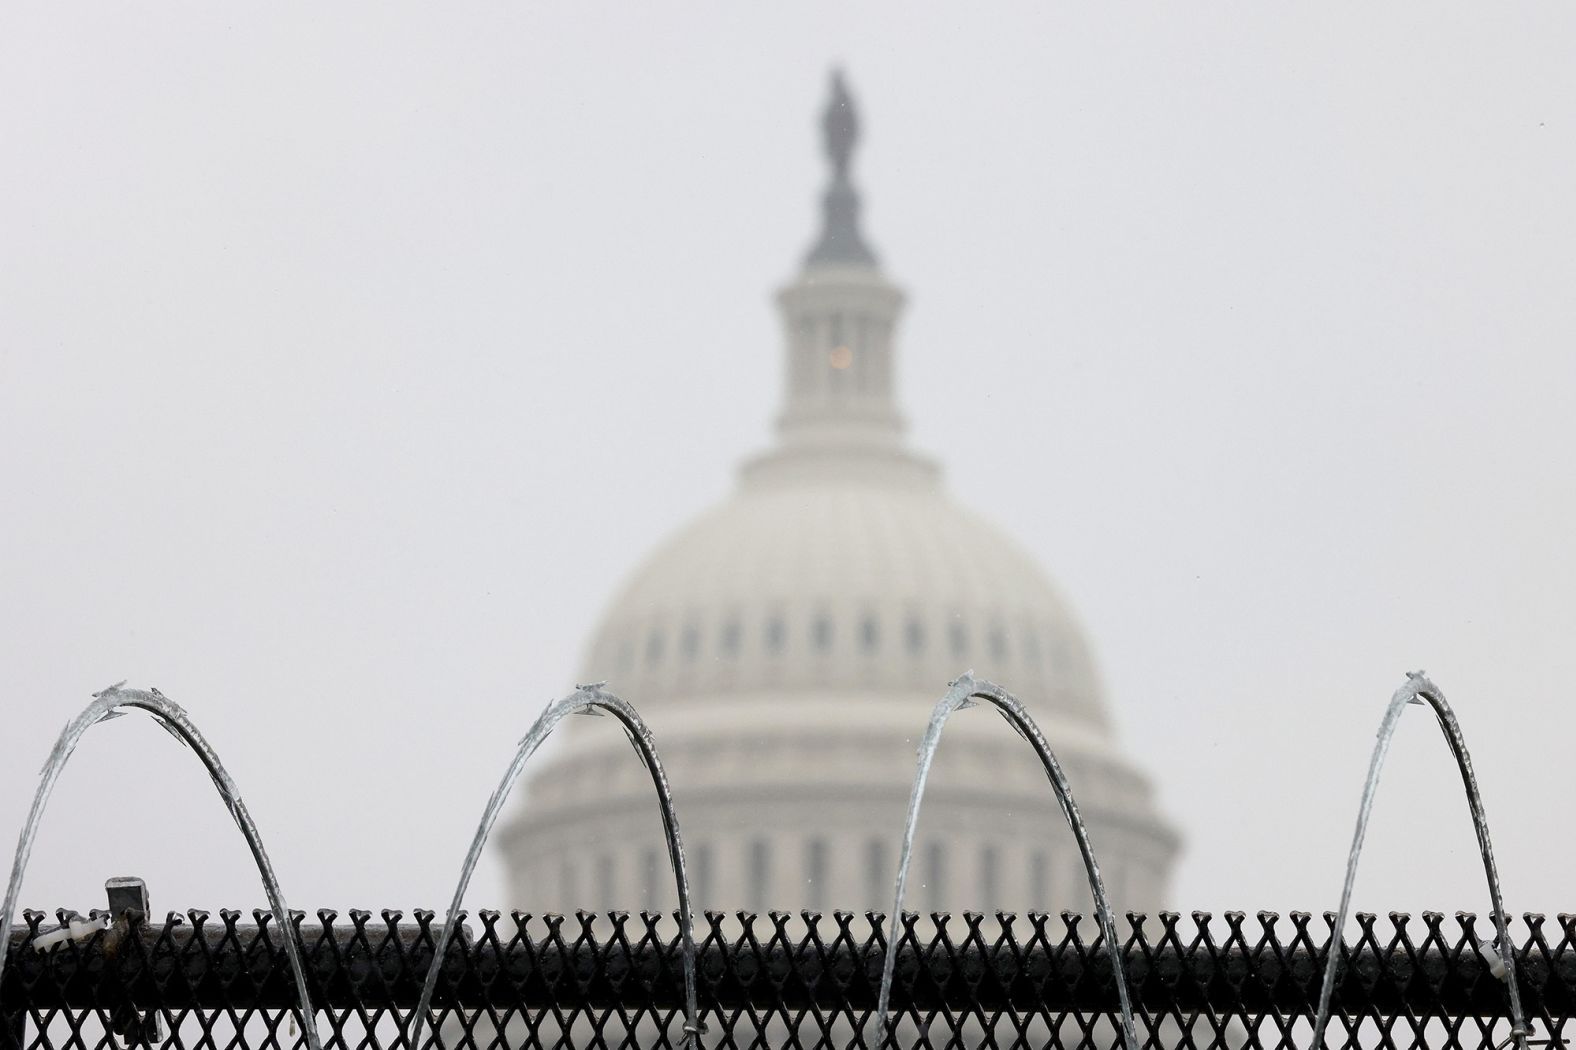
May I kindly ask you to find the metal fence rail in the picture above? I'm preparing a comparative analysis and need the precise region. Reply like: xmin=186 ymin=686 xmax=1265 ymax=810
xmin=5 ymin=908 xmax=1573 ymax=1050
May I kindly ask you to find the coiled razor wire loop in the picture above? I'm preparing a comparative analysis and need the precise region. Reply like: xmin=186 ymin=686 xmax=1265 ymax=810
xmin=874 ymin=672 xmax=1137 ymax=1050
xmin=410 ymin=683 xmax=702 ymax=1050
xmin=1311 ymin=671 xmax=1527 ymax=1050
xmin=0 ymin=683 xmax=322 ymax=1050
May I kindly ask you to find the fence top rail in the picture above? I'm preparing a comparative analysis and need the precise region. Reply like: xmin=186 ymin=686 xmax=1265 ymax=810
xmin=4 ymin=908 xmax=1575 ymax=1019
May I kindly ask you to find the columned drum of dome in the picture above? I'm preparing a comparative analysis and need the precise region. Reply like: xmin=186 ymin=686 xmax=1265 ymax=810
xmin=500 ymin=72 xmax=1180 ymax=917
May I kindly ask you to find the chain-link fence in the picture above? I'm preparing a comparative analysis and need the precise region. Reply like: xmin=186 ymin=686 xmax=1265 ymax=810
xmin=5 ymin=907 xmax=1571 ymax=1050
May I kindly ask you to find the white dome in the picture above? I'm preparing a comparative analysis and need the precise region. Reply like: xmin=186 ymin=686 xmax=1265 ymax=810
xmin=501 ymin=76 xmax=1178 ymax=919
xmin=505 ymin=383 xmax=1180 ymax=918
xmin=582 ymin=478 xmax=1111 ymax=731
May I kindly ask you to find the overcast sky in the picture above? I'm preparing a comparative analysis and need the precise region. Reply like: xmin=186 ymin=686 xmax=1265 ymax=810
xmin=3 ymin=5 xmax=1574 ymax=926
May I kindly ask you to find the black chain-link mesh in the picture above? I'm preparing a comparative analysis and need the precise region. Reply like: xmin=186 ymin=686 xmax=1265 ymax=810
xmin=5 ymin=909 xmax=1572 ymax=1050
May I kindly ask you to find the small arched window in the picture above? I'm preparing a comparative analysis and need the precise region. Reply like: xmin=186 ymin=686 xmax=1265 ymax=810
xmin=749 ymin=838 xmax=772 ymax=914
xmin=560 ymin=860 xmax=578 ymax=910
xmin=1021 ymin=627 xmax=1041 ymax=668
xmin=813 ymin=615 xmax=833 ymax=653
xmin=692 ymin=842 xmax=712 ymax=907
xmin=642 ymin=847 xmax=661 ymax=910
xmin=949 ymin=622 xmax=968 ymax=660
xmin=866 ymin=837 xmax=888 ymax=908
xmin=1030 ymin=850 xmax=1049 ymax=910
xmin=905 ymin=618 xmax=925 ymax=655
xmin=765 ymin=616 xmax=786 ymax=654
xmin=981 ymin=845 xmax=1000 ymax=909
xmin=806 ymin=837 xmax=829 ymax=911
xmin=988 ymin=625 xmax=1008 ymax=663
xmin=681 ymin=624 xmax=700 ymax=663
xmin=721 ymin=619 xmax=741 ymax=658
xmin=861 ymin=616 xmax=880 ymax=654
xmin=926 ymin=842 xmax=946 ymax=913
xmin=597 ymin=854 xmax=616 ymax=906
xmin=645 ymin=631 xmax=664 ymax=668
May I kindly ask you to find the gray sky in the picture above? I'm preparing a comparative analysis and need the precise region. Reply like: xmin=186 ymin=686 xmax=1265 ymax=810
xmin=3 ymin=5 xmax=1574 ymax=923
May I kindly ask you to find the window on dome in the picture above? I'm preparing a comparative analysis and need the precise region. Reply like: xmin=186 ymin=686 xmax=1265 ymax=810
xmin=749 ymin=838 xmax=771 ymax=913
xmin=828 ymin=318 xmax=850 ymax=390
xmin=981 ymin=845 xmax=1000 ymax=908
xmin=721 ymin=619 xmax=741 ymax=658
xmin=765 ymin=616 xmax=786 ymax=654
xmin=860 ymin=615 xmax=879 ymax=654
xmin=642 ymin=847 xmax=660 ymax=908
xmin=988 ymin=625 xmax=1008 ymax=664
xmin=795 ymin=318 xmax=814 ymax=389
xmin=926 ymin=842 xmax=946 ymax=912
xmin=865 ymin=837 xmax=887 ymax=907
xmin=806 ymin=837 xmax=828 ymax=911
xmin=560 ymin=860 xmax=577 ymax=909
xmin=1021 ymin=627 xmax=1041 ymax=668
xmin=681 ymin=624 xmax=699 ymax=663
xmin=645 ymin=631 xmax=663 ymax=668
xmin=905 ymin=618 xmax=924 ymax=655
xmin=949 ymin=622 xmax=968 ymax=660
xmin=616 ymin=641 xmax=633 ymax=674
xmin=692 ymin=842 xmax=712 ymax=906
xmin=812 ymin=615 xmax=833 ymax=653
xmin=852 ymin=316 xmax=868 ymax=390
xmin=1030 ymin=850 xmax=1049 ymax=909
xmin=597 ymin=853 xmax=615 ymax=906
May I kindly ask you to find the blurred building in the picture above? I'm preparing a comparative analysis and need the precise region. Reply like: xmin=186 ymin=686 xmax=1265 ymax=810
xmin=501 ymin=73 xmax=1179 ymax=916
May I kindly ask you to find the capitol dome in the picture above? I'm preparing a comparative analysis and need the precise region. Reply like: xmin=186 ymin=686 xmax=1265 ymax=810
xmin=583 ymin=479 xmax=1110 ymax=731
xmin=502 ymin=73 xmax=1179 ymax=917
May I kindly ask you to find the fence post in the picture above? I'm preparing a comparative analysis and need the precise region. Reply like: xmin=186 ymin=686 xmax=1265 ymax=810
xmin=104 ymin=878 xmax=161 ymax=1046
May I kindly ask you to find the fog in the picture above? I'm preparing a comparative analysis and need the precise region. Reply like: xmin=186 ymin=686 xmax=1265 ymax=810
xmin=2 ymin=5 xmax=1574 ymax=922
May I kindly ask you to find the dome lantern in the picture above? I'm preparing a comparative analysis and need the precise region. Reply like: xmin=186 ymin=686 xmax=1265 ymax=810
xmin=746 ymin=72 xmax=934 ymax=491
